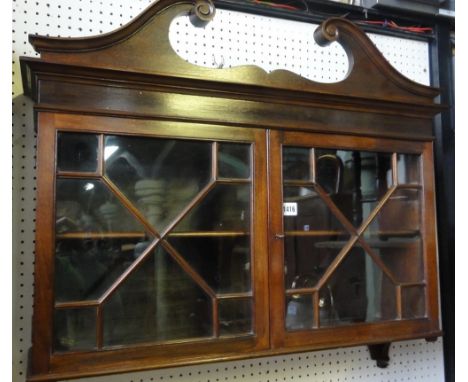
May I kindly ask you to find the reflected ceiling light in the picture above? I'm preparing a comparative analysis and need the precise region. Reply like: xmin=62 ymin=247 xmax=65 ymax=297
xmin=84 ymin=183 xmax=95 ymax=191
xmin=105 ymin=145 xmax=119 ymax=160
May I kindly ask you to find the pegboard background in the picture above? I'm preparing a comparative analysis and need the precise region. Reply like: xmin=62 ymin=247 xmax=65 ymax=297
xmin=169 ymin=9 xmax=430 ymax=85
xmin=12 ymin=1 xmax=442 ymax=381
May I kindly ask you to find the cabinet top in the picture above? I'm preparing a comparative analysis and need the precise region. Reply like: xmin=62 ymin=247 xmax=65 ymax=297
xmin=20 ymin=0 xmax=444 ymax=123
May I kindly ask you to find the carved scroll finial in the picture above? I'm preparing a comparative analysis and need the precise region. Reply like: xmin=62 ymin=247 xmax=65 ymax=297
xmin=311 ymin=17 xmax=439 ymax=99
xmin=189 ymin=0 xmax=216 ymax=27
xmin=313 ymin=19 xmax=339 ymax=47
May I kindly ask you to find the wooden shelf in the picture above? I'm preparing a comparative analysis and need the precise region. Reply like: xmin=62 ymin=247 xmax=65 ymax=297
xmin=168 ymin=231 xmax=250 ymax=238
xmin=56 ymin=231 xmax=250 ymax=240
xmin=283 ymin=180 xmax=314 ymax=187
xmin=216 ymin=292 xmax=253 ymax=300
xmin=375 ymin=230 xmax=420 ymax=238
xmin=284 ymin=230 xmax=419 ymax=238
xmin=285 ymin=230 xmax=347 ymax=237
xmin=56 ymin=232 xmax=147 ymax=240
xmin=316 ymin=237 xmax=420 ymax=249
xmin=397 ymin=184 xmax=422 ymax=190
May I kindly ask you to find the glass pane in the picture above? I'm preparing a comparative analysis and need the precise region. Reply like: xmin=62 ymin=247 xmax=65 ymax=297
xmin=285 ymin=294 xmax=314 ymax=331
xmin=372 ymin=188 xmax=420 ymax=233
xmin=53 ymin=308 xmax=96 ymax=352
xmin=283 ymin=186 xmax=350 ymax=288
xmin=55 ymin=237 xmax=154 ymax=302
xmin=283 ymin=146 xmax=310 ymax=181
xmin=57 ymin=132 xmax=99 ymax=173
xmin=366 ymin=237 xmax=422 ymax=284
xmin=283 ymin=187 xmax=344 ymax=231
xmin=104 ymin=135 xmax=212 ymax=231
xmin=365 ymin=188 xmax=422 ymax=284
xmin=219 ymin=298 xmax=252 ymax=335
xmin=319 ymin=247 xmax=396 ymax=327
xmin=103 ymin=246 xmax=212 ymax=346
xmin=218 ymin=143 xmax=251 ymax=179
xmin=315 ymin=149 xmax=393 ymax=227
xmin=169 ymin=236 xmax=251 ymax=293
xmin=55 ymin=179 xmax=154 ymax=302
xmin=56 ymin=179 xmax=144 ymax=234
xmin=174 ymin=184 xmax=250 ymax=232
xmin=397 ymin=154 xmax=421 ymax=185
xmin=402 ymin=286 xmax=426 ymax=319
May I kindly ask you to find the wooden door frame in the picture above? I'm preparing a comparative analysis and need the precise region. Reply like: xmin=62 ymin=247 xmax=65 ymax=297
xmin=268 ymin=130 xmax=440 ymax=350
xmin=31 ymin=112 xmax=270 ymax=380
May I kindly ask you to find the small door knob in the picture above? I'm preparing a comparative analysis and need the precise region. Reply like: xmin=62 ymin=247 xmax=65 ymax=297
xmin=275 ymin=233 xmax=285 ymax=239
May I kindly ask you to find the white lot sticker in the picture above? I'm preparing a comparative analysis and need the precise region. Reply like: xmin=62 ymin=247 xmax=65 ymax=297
xmin=283 ymin=202 xmax=298 ymax=216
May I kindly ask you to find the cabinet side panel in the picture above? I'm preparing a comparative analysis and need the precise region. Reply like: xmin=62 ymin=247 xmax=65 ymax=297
xmin=31 ymin=113 xmax=57 ymax=374
xmin=421 ymin=143 xmax=441 ymax=328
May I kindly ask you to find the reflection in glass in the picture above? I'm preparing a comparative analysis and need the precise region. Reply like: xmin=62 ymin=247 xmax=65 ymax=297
xmin=283 ymin=186 xmax=349 ymax=288
xmin=218 ymin=143 xmax=251 ymax=179
xmin=282 ymin=147 xmax=310 ymax=181
xmin=373 ymin=188 xmax=420 ymax=233
xmin=397 ymin=154 xmax=420 ymax=185
xmin=285 ymin=294 xmax=314 ymax=331
xmin=55 ymin=178 xmax=153 ymax=302
xmin=57 ymin=132 xmax=99 ymax=173
xmin=402 ymin=286 xmax=426 ymax=319
xmin=174 ymin=184 xmax=250 ymax=232
xmin=104 ymin=136 xmax=212 ymax=231
xmin=103 ymin=246 xmax=212 ymax=346
xmin=315 ymin=149 xmax=393 ymax=227
xmin=169 ymin=236 xmax=251 ymax=293
xmin=281 ymin=145 xmax=425 ymax=331
xmin=219 ymin=298 xmax=252 ymax=335
xmin=367 ymin=236 xmax=422 ymax=284
xmin=56 ymin=179 xmax=143 ymax=234
xmin=319 ymin=248 xmax=396 ymax=327
xmin=53 ymin=308 xmax=96 ymax=352
xmin=316 ymin=152 xmax=343 ymax=195
xmin=283 ymin=187 xmax=344 ymax=231
xmin=285 ymin=235 xmax=350 ymax=289
xmin=365 ymin=188 xmax=422 ymax=283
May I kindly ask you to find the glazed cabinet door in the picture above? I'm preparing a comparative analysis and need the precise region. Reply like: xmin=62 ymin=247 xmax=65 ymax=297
xmin=32 ymin=113 xmax=269 ymax=378
xmin=268 ymin=130 xmax=440 ymax=350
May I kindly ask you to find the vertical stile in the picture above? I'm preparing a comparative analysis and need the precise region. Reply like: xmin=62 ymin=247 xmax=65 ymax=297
xmin=313 ymin=292 xmax=320 ymax=328
xmin=249 ymin=142 xmax=255 ymax=338
xmin=96 ymin=305 xmax=104 ymax=349
xmin=392 ymin=152 xmax=398 ymax=186
xmin=396 ymin=285 xmax=402 ymax=320
xmin=212 ymin=141 xmax=218 ymax=181
xmin=249 ymin=142 xmax=254 ymax=181
xmin=212 ymin=297 xmax=219 ymax=338
xmin=97 ymin=134 xmax=105 ymax=177
xmin=310 ymin=147 xmax=316 ymax=183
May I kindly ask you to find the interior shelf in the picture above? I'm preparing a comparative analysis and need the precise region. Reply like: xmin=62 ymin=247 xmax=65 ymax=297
xmin=315 ymin=237 xmax=420 ymax=249
xmin=56 ymin=231 xmax=250 ymax=239
xmin=284 ymin=230 xmax=419 ymax=238
xmin=56 ymin=232 xmax=147 ymax=240
xmin=284 ymin=230 xmax=347 ymax=237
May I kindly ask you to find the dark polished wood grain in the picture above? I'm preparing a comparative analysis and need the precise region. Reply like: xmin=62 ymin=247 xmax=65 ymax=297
xmin=20 ymin=1 xmax=442 ymax=380
xmin=26 ymin=2 xmax=438 ymax=105
xmin=268 ymin=129 xmax=441 ymax=358
xmin=31 ymin=114 xmax=57 ymax=375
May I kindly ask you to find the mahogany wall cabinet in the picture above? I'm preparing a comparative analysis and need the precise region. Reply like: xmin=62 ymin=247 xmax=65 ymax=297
xmin=20 ymin=1 xmax=443 ymax=380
